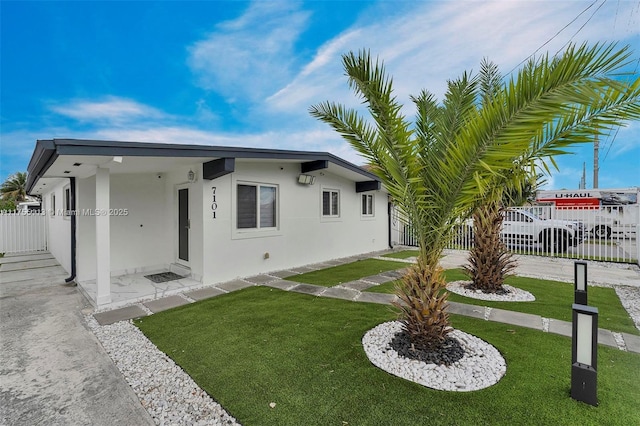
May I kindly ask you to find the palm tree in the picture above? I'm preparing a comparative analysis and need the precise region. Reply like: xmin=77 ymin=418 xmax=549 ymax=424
xmin=310 ymin=43 xmax=640 ymax=351
xmin=464 ymin=172 xmax=547 ymax=294
xmin=1 ymin=172 xmax=27 ymax=202
xmin=464 ymin=201 xmax=517 ymax=293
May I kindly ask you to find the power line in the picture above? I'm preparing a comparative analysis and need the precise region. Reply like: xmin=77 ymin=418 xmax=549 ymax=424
xmin=507 ymin=0 xmax=600 ymax=74
xmin=553 ymin=0 xmax=607 ymax=56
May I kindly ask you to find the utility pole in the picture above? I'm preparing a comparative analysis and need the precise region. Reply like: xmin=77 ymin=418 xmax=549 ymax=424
xmin=580 ymin=162 xmax=586 ymax=189
xmin=593 ymin=133 xmax=599 ymax=189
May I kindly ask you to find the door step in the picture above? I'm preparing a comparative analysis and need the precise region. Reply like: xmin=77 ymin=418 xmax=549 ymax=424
xmin=169 ymin=263 xmax=191 ymax=278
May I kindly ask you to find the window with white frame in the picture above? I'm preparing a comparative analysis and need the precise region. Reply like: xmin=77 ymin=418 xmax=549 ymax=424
xmin=237 ymin=183 xmax=277 ymax=229
xmin=322 ymin=189 xmax=340 ymax=217
xmin=361 ymin=193 xmax=374 ymax=216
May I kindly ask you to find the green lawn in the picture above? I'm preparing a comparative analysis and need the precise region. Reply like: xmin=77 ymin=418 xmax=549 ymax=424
xmin=368 ymin=268 xmax=639 ymax=335
xmin=284 ymin=258 xmax=406 ymax=286
xmin=135 ymin=287 xmax=640 ymax=426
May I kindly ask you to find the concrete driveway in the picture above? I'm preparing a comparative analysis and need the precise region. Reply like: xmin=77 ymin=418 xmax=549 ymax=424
xmin=0 ymin=252 xmax=154 ymax=426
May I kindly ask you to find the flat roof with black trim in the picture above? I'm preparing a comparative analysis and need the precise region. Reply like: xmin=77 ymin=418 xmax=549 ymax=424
xmin=26 ymin=138 xmax=381 ymax=193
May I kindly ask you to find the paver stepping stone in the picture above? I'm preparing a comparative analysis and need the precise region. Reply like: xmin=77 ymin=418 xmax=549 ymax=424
xmin=143 ymin=295 xmax=190 ymax=313
xmin=448 ymin=302 xmax=486 ymax=320
xmin=262 ymin=280 xmax=296 ymax=291
xmin=216 ymin=280 xmax=254 ymax=292
xmin=268 ymin=270 xmax=298 ymax=279
xmin=488 ymin=308 xmax=543 ymax=330
xmin=355 ymin=292 xmax=396 ymax=305
xmin=244 ymin=274 xmax=277 ymax=284
xmin=361 ymin=274 xmax=393 ymax=284
xmin=185 ymin=287 xmax=226 ymax=301
xmin=622 ymin=333 xmax=640 ymax=354
xmin=288 ymin=266 xmax=318 ymax=274
xmin=380 ymin=269 xmax=406 ymax=279
xmin=94 ymin=305 xmax=147 ymax=325
xmin=289 ymin=284 xmax=325 ymax=295
xmin=341 ymin=280 xmax=377 ymax=291
xmin=597 ymin=329 xmax=618 ymax=348
xmin=321 ymin=287 xmax=358 ymax=300
xmin=548 ymin=319 xmax=572 ymax=336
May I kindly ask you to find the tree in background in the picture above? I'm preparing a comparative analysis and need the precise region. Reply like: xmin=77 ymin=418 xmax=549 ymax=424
xmin=310 ymin=43 xmax=640 ymax=352
xmin=1 ymin=172 xmax=27 ymax=202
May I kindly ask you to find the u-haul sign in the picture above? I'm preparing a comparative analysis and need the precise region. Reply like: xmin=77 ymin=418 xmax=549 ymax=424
xmin=536 ymin=188 xmax=638 ymax=208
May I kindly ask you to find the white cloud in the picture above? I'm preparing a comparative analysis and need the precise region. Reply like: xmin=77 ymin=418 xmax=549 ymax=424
xmin=50 ymin=97 xmax=166 ymax=125
xmin=600 ymin=121 xmax=640 ymax=158
xmin=187 ymin=1 xmax=310 ymax=102
xmin=267 ymin=0 xmax=640 ymax=115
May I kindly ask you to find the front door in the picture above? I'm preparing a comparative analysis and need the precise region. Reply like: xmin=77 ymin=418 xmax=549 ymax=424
xmin=178 ymin=188 xmax=189 ymax=263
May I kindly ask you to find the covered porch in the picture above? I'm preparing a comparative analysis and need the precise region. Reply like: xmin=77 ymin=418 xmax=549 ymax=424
xmin=78 ymin=267 xmax=204 ymax=309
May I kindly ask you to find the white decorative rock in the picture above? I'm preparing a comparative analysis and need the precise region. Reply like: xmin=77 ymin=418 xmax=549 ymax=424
xmin=362 ymin=321 xmax=507 ymax=392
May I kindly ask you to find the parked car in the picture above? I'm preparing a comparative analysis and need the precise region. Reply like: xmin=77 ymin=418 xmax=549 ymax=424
xmin=460 ymin=208 xmax=586 ymax=253
xmin=501 ymin=209 xmax=585 ymax=252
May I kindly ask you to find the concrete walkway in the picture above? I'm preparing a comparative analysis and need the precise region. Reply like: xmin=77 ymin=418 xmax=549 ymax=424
xmin=93 ymin=249 xmax=640 ymax=354
xmin=0 ymin=252 xmax=154 ymax=426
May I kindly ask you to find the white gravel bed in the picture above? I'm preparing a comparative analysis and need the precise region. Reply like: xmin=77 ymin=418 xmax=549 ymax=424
xmin=447 ymin=280 xmax=535 ymax=302
xmin=86 ymin=316 xmax=240 ymax=426
xmin=362 ymin=321 xmax=506 ymax=392
xmin=615 ymin=286 xmax=640 ymax=331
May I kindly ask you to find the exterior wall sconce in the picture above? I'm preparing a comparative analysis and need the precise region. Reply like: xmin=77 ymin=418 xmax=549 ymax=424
xmin=188 ymin=170 xmax=197 ymax=183
xmin=298 ymin=174 xmax=315 ymax=185
xmin=574 ymin=261 xmax=588 ymax=304
xmin=571 ymin=303 xmax=598 ymax=406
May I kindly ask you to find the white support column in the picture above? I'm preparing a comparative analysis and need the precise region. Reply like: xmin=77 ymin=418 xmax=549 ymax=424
xmin=95 ymin=167 xmax=111 ymax=306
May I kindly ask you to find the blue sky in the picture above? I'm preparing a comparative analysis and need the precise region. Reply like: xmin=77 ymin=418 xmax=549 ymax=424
xmin=1 ymin=0 xmax=639 ymax=190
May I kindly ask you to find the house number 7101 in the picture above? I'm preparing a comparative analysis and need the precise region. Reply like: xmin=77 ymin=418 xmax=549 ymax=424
xmin=211 ymin=186 xmax=217 ymax=219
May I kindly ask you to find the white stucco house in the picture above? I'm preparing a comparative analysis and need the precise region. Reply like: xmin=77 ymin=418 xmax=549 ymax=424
xmin=26 ymin=139 xmax=390 ymax=307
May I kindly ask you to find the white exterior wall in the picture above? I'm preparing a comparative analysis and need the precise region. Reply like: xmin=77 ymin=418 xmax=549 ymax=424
xmin=42 ymin=180 xmax=71 ymax=274
xmin=45 ymin=161 xmax=387 ymax=289
xmin=76 ymin=171 xmax=195 ymax=283
xmin=201 ymin=162 xmax=388 ymax=285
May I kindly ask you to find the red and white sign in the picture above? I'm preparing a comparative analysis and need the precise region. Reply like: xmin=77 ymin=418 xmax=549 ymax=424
xmin=536 ymin=188 xmax=639 ymax=208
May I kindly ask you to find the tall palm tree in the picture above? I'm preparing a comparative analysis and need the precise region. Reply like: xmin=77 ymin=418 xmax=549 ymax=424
xmin=1 ymin=172 xmax=27 ymax=202
xmin=310 ymin=43 xmax=640 ymax=351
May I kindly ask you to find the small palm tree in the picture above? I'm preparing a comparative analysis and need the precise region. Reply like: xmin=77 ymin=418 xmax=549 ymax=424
xmin=311 ymin=43 xmax=640 ymax=350
xmin=465 ymin=172 xmax=546 ymax=293
xmin=1 ymin=172 xmax=27 ymax=202
xmin=464 ymin=202 xmax=517 ymax=293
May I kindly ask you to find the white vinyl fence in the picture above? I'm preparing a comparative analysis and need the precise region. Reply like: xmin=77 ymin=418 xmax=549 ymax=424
xmin=393 ymin=205 xmax=639 ymax=264
xmin=0 ymin=211 xmax=48 ymax=254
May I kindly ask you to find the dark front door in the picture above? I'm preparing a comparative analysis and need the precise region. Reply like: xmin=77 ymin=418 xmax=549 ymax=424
xmin=178 ymin=188 xmax=189 ymax=262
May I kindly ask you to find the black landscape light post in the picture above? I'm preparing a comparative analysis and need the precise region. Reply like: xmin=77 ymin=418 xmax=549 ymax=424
xmin=571 ymin=304 xmax=598 ymax=406
xmin=574 ymin=261 xmax=588 ymax=305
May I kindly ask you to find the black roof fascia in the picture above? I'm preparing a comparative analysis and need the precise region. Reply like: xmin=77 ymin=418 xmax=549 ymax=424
xmin=26 ymin=138 xmax=381 ymax=192
xmin=26 ymin=140 xmax=57 ymax=194
xmin=356 ymin=181 xmax=382 ymax=193
xmin=203 ymin=158 xmax=235 ymax=180
xmin=301 ymin=160 xmax=329 ymax=173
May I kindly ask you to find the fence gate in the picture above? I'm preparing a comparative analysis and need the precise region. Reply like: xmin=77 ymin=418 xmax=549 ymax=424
xmin=0 ymin=212 xmax=48 ymax=254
